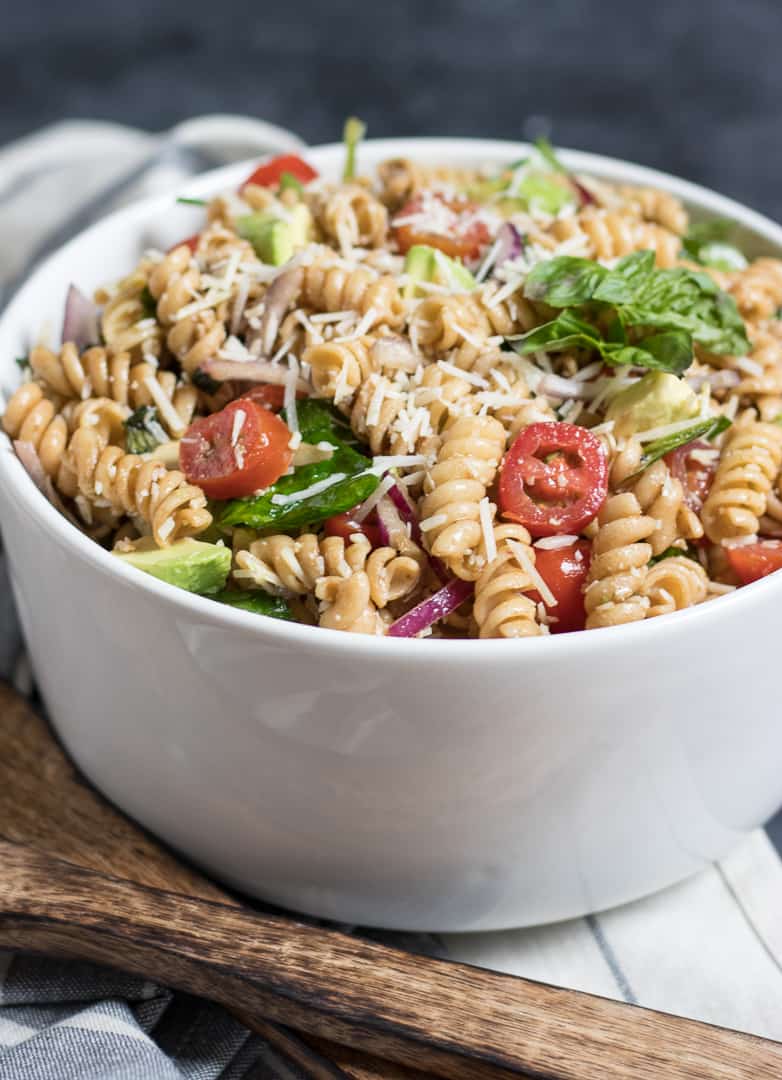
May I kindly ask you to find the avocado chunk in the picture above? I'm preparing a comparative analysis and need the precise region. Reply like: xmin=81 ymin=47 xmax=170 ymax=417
xmin=236 ymin=204 xmax=313 ymax=266
xmin=113 ymin=538 xmax=231 ymax=595
xmin=403 ymin=244 xmax=476 ymax=297
xmin=606 ymin=371 xmax=700 ymax=437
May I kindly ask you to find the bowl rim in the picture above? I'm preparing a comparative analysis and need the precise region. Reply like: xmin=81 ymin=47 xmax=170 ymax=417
xmin=2 ymin=135 xmax=780 ymax=662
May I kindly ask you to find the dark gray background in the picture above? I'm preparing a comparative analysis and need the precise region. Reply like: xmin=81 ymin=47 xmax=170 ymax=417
xmin=4 ymin=0 xmax=782 ymax=219
xmin=3 ymin=0 xmax=782 ymax=848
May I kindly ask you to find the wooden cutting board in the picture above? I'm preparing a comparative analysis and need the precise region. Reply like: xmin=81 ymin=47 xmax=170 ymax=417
xmin=0 ymin=681 xmax=781 ymax=1079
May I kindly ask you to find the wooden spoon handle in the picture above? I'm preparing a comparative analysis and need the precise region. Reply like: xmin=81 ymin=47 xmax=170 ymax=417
xmin=1 ymin=840 xmax=780 ymax=1080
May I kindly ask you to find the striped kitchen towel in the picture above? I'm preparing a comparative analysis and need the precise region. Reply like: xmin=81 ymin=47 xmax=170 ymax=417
xmin=1 ymin=115 xmax=782 ymax=1078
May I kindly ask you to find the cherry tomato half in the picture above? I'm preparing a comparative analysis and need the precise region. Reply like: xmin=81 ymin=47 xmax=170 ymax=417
xmin=665 ymin=439 xmax=717 ymax=513
xmin=180 ymin=399 xmax=292 ymax=500
xmin=237 ymin=384 xmax=308 ymax=412
xmin=323 ymin=508 xmax=382 ymax=548
xmin=393 ymin=193 xmax=491 ymax=261
xmin=499 ymin=422 xmax=608 ymax=538
xmin=239 ymin=154 xmax=318 ymax=192
xmin=529 ymin=540 xmax=592 ymax=633
xmin=725 ymin=541 xmax=782 ymax=585
xmin=167 ymin=233 xmax=200 ymax=255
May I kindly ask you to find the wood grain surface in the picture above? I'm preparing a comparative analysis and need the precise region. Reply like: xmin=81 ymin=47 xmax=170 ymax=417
xmin=1 ymin=684 xmax=781 ymax=1080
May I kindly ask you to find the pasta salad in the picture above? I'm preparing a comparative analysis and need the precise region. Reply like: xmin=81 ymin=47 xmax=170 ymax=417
xmin=6 ymin=122 xmax=782 ymax=638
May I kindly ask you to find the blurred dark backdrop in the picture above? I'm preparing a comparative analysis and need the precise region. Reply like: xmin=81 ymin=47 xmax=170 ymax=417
xmin=4 ymin=0 xmax=782 ymax=218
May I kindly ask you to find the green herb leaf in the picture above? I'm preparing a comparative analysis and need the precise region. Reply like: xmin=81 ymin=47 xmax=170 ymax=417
xmin=15 ymin=356 xmax=30 ymax=371
xmin=649 ymin=545 xmax=700 ymax=566
xmin=681 ymin=220 xmax=748 ymax=271
xmin=279 ymin=171 xmax=304 ymax=195
xmin=219 ymin=400 xmax=378 ymax=530
xmin=635 ymin=414 xmax=731 ymax=473
xmin=523 ymin=252 xmax=749 ymax=356
xmin=512 ymin=309 xmax=602 ymax=354
xmin=139 ymin=285 xmax=157 ymax=318
xmin=342 ymin=116 xmax=367 ymax=181
xmin=124 ymin=406 xmax=168 ymax=453
xmin=191 ymin=368 xmax=223 ymax=395
xmin=533 ymin=136 xmax=567 ymax=174
xmin=176 ymin=196 xmax=207 ymax=207
xmin=212 ymin=589 xmax=292 ymax=620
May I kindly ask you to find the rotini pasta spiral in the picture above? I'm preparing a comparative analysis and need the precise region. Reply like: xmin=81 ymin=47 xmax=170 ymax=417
xmin=317 ymin=185 xmax=389 ymax=252
xmin=419 ymin=414 xmax=506 ymax=579
xmin=66 ymin=427 xmax=211 ymax=546
xmin=148 ymin=245 xmax=227 ymax=374
xmin=584 ymin=492 xmax=656 ymax=628
xmin=317 ymin=572 xmax=382 ymax=634
xmin=2 ymin=383 xmax=72 ymax=488
xmin=644 ymin=556 xmax=708 ymax=619
xmin=617 ymin=185 xmax=689 ymax=235
xmin=727 ymin=258 xmax=782 ymax=322
xmin=29 ymin=345 xmax=197 ymax=437
xmin=610 ymin=439 xmax=703 ymax=555
xmin=98 ymin=259 xmax=163 ymax=359
xmin=473 ymin=523 xmax=543 ymax=638
xmin=301 ymin=256 xmax=404 ymax=329
xmin=701 ymin=418 xmax=782 ymax=542
xmin=409 ymin=295 xmax=489 ymax=355
xmin=304 ymin=336 xmax=378 ymax=400
xmin=552 ymin=208 xmax=681 ymax=267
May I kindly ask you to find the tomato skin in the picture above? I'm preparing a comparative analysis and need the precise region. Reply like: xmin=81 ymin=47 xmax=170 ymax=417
xmin=725 ymin=541 xmax=782 ymax=585
xmin=239 ymin=154 xmax=318 ymax=192
xmin=665 ymin=439 xmax=717 ymax=513
xmin=323 ymin=509 xmax=382 ymax=548
xmin=393 ymin=194 xmax=491 ymax=261
xmin=167 ymin=233 xmax=200 ymax=255
xmin=238 ymin=385 xmax=286 ymax=411
xmin=180 ymin=399 xmax=292 ymax=500
xmin=499 ymin=422 xmax=608 ymax=538
xmin=529 ymin=540 xmax=592 ymax=633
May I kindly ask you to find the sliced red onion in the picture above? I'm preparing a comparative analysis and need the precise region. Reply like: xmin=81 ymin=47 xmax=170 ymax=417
xmin=569 ymin=176 xmax=596 ymax=207
xmin=388 ymin=578 xmax=474 ymax=637
xmin=259 ymin=265 xmax=303 ymax=356
xmin=685 ymin=369 xmax=740 ymax=393
xmin=375 ymin=494 xmax=409 ymax=549
xmin=494 ymin=223 xmax=524 ymax=268
xmin=386 ymin=481 xmax=421 ymax=542
xmin=62 ymin=284 xmax=99 ymax=350
xmin=202 ymin=358 xmax=310 ymax=393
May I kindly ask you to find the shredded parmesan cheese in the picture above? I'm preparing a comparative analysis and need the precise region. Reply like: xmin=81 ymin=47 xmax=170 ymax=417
xmin=270 ymin=472 xmax=348 ymax=506
xmin=478 ymin=497 xmax=496 ymax=562
xmin=508 ymin=539 xmax=557 ymax=607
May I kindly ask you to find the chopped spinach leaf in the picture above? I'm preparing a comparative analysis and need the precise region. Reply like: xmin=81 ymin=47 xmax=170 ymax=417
xmin=191 ymin=368 xmax=223 ymax=395
xmin=681 ymin=220 xmax=747 ymax=272
xmin=139 ymin=285 xmax=157 ymax=318
xmin=176 ymin=196 xmax=207 ymax=207
xmin=633 ymin=414 xmax=731 ymax=475
xmin=124 ymin=405 xmax=168 ymax=454
xmin=279 ymin=171 xmax=304 ymax=195
xmin=213 ymin=589 xmax=292 ymax=620
xmin=15 ymin=355 xmax=30 ymax=371
xmin=649 ymin=545 xmax=700 ymax=566
xmin=219 ymin=400 xmax=378 ymax=530
xmin=342 ymin=116 xmax=366 ymax=181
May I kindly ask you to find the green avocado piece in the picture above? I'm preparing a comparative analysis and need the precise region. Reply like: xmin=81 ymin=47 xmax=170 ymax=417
xmin=113 ymin=538 xmax=231 ymax=595
xmin=213 ymin=589 xmax=292 ymax=620
xmin=606 ymin=371 xmax=700 ymax=437
xmin=403 ymin=244 xmax=476 ymax=297
xmin=236 ymin=204 xmax=313 ymax=266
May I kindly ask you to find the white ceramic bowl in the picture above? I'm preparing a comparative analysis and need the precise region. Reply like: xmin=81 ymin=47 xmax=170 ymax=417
xmin=1 ymin=139 xmax=781 ymax=932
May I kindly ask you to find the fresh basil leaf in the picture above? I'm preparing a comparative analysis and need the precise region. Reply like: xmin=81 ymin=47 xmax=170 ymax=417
xmin=635 ymin=415 xmax=731 ymax=473
xmin=695 ymin=242 xmax=747 ymax=272
xmin=176 ymin=196 xmax=207 ymax=207
xmin=603 ymin=330 xmax=692 ymax=374
xmin=592 ymin=251 xmax=657 ymax=304
xmin=139 ymin=285 xmax=157 ymax=318
xmin=219 ymin=400 xmax=377 ymax=530
xmin=511 ymin=310 xmax=601 ymax=354
xmin=212 ymin=589 xmax=292 ymax=620
xmin=124 ymin=405 xmax=168 ymax=453
xmin=191 ymin=368 xmax=223 ymax=395
xmin=524 ymin=257 xmax=608 ymax=306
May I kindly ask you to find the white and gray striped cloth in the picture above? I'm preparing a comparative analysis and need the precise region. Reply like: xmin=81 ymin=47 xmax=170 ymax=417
xmin=1 ymin=117 xmax=782 ymax=1078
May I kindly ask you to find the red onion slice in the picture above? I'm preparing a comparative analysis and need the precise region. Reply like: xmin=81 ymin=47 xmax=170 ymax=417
xmin=388 ymin=578 xmax=474 ymax=637
xmin=259 ymin=266 xmax=303 ymax=356
xmin=13 ymin=440 xmax=83 ymax=527
xmin=494 ymin=223 xmax=524 ymax=269
xmin=569 ymin=177 xmax=596 ymax=207
xmin=202 ymin=358 xmax=310 ymax=393
xmin=375 ymin=494 xmax=409 ymax=549
xmin=62 ymin=284 xmax=99 ymax=350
